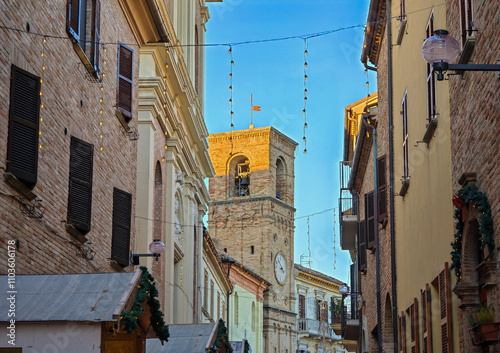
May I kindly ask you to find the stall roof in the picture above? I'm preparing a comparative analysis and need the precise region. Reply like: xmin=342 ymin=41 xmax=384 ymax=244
xmin=147 ymin=323 xmax=217 ymax=353
xmin=0 ymin=271 xmax=140 ymax=322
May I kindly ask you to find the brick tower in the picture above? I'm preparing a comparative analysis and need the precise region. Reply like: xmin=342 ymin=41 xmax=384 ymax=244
xmin=208 ymin=126 xmax=297 ymax=353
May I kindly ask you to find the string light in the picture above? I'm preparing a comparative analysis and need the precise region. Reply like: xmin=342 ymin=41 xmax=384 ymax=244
xmin=229 ymin=46 xmax=234 ymax=129
xmin=303 ymin=39 xmax=308 ymax=155
xmin=333 ymin=209 xmax=337 ymax=270
xmin=307 ymin=217 xmax=312 ymax=268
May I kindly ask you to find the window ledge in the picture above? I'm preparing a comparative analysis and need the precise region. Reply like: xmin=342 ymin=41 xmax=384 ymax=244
xmin=65 ymin=224 xmax=88 ymax=244
xmin=4 ymin=173 xmax=37 ymax=200
xmin=458 ymin=36 xmax=476 ymax=65
xmin=396 ymin=19 xmax=407 ymax=46
xmin=70 ymin=38 xmax=100 ymax=80
xmin=422 ymin=117 xmax=438 ymax=145
xmin=110 ymin=259 xmax=126 ymax=272
xmin=115 ymin=109 xmax=131 ymax=132
xmin=399 ymin=178 xmax=410 ymax=198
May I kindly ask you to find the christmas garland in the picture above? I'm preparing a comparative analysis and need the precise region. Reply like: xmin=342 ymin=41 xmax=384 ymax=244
xmin=208 ymin=319 xmax=232 ymax=353
xmin=451 ymin=185 xmax=495 ymax=280
xmin=120 ymin=266 xmax=170 ymax=342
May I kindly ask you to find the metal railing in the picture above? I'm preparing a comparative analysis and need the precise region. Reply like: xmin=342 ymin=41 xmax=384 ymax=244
xmin=297 ymin=318 xmax=334 ymax=339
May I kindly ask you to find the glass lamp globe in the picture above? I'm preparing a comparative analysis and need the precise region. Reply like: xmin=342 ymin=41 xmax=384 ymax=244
xmin=149 ymin=239 xmax=165 ymax=254
xmin=422 ymin=30 xmax=460 ymax=64
xmin=339 ymin=284 xmax=349 ymax=295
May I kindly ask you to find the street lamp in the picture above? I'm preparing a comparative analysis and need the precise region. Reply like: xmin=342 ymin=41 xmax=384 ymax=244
xmin=130 ymin=239 xmax=166 ymax=265
xmin=422 ymin=29 xmax=500 ymax=81
xmin=339 ymin=284 xmax=349 ymax=296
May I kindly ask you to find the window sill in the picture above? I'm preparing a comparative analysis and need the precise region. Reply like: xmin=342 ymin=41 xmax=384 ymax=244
xmin=399 ymin=177 xmax=410 ymax=198
xmin=396 ymin=19 xmax=407 ymax=46
xmin=422 ymin=117 xmax=438 ymax=145
xmin=110 ymin=259 xmax=126 ymax=272
xmin=65 ymin=224 xmax=88 ymax=244
xmin=115 ymin=109 xmax=131 ymax=132
xmin=70 ymin=38 xmax=100 ymax=80
xmin=4 ymin=173 xmax=37 ymax=200
xmin=458 ymin=36 xmax=476 ymax=65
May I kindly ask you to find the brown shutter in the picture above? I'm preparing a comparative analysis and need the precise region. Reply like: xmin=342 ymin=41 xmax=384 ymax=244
xmin=377 ymin=156 xmax=387 ymax=221
xmin=365 ymin=191 xmax=375 ymax=249
xmin=92 ymin=0 xmax=101 ymax=72
xmin=409 ymin=298 xmax=419 ymax=353
xmin=421 ymin=284 xmax=432 ymax=353
xmin=399 ymin=312 xmax=406 ymax=353
xmin=358 ymin=220 xmax=367 ymax=271
xmin=439 ymin=262 xmax=452 ymax=353
xmin=299 ymin=294 xmax=306 ymax=319
xmin=111 ymin=188 xmax=132 ymax=266
xmin=67 ymin=137 xmax=93 ymax=234
xmin=117 ymin=43 xmax=134 ymax=121
xmin=67 ymin=0 xmax=80 ymax=41
xmin=6 ymin=65 xmax=41 ymax=189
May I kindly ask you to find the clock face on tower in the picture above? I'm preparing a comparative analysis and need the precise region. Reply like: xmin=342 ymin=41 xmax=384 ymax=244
xmin=274 ymin=252 xmax=287 ymax=285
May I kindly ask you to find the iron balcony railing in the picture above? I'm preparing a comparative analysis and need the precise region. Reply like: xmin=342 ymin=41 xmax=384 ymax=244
xmin=297 ymin=318 xmax=334 ymax=339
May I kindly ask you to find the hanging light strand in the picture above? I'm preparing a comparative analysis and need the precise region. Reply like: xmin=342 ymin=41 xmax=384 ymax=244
xmin=333 ymin=208 xmax=337 ymax=270
xmin=229 ymin=45 xmax=234 ymax=129
xmin=303 ymin=39 xmax=308 ymax=154
xmin=39 ymin=36 xmax=46 ymax=150
xmin=307 ymin=216 xmax=312 ymax=268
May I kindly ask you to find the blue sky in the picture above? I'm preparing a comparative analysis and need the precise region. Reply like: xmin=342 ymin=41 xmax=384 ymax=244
xmin=204 ymin=0 xmax=372 ymax=284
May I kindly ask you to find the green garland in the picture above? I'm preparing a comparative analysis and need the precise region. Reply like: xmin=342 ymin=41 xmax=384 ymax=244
xmin=451 ymin=185 xmax=495 ymax=280
xmin=208 ymin=319 xmax=233 ymax=353
xmin=120 ymin=266 xmax=170 ymax=342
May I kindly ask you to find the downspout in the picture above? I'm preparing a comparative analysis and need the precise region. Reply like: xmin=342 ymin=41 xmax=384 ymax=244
xmin=387 ymin=0 xmax=399 ymax=352
xmin=364 ymin=61 xmax=378 ymax=72
xmin=362 ymin=113 xmax=381 ymax=353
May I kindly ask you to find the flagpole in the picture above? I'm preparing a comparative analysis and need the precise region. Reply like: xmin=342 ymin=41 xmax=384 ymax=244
xmin=250 ymin=94 xmax=253 ymax=128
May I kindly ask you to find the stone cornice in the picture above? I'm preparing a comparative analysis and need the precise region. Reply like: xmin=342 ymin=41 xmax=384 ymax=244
xmin=209 ymin=195 xmax=296 ymax=212
xmin=296 ymin=272 xmax=341 ymax=292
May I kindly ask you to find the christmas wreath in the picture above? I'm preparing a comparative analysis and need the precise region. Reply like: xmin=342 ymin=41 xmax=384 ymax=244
xmin=120 ymin=266 xmax=169 ymax=342
xmin=451 ymin=185 xmax=495 ymax=280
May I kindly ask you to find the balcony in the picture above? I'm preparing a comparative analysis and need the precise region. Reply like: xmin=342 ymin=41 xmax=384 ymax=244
xmin=297 ymin=319 xmax=334 ymax=339
xmin=339 ymin=161 xmax=357 ymax=251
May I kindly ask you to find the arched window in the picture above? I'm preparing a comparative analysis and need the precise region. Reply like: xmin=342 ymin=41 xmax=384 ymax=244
xmin=234 ymin=292 xmax=239 ymax=325
xmin=276 ymin=157 xmax=286 ymax=200
xmin=228 ymin=155 xmax=250 ymax=197
xmin=153 ymin=162 xmax=163 ymax=240
xmin=251 ymin=301 xmax=256 ymax=331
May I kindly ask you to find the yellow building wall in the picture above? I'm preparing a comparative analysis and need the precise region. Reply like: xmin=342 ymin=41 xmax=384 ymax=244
xmin=391 ymin=1 xmax=459 ymax=351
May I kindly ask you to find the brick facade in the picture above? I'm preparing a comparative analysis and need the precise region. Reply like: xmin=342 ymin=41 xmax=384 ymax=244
xmin=0 ymin=0 xmax=139 ymax=274
xmin=208 ymin=126 xmax=298 ymax=353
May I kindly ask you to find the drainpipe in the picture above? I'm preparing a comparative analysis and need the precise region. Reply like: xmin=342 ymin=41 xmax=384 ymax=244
xmin=362 ymin=113 xmax=382 ymax=353
xmin=364 ymin=61 xmax=377 ymax=72
xmin=386 ymin=1 xmax=399 ymax=352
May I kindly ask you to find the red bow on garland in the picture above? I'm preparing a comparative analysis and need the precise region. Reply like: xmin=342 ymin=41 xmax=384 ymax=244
xmin=452 ymin=194 xmax=467 ymax=222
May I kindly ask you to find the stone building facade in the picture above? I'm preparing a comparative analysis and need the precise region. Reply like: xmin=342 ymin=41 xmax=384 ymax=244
xmin=0 ymin=0 xmax=141 ymax=274
xmin=208 ymin=126 xmax=297 ymax=353
xmin=446 ymin=0 xmax=500 ymax=351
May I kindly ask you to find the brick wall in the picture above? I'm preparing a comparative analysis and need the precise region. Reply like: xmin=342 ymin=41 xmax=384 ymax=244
xmin=0 ymin=0 xmax=139 ymax=274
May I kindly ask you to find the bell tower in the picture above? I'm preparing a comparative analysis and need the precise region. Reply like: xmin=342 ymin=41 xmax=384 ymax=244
xmin=208 ymin=126 xmax=297 ymax=353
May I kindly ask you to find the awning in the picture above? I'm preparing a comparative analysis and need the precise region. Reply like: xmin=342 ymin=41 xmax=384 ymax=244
xmin=0 ymin=271 xmax=141 ymax=322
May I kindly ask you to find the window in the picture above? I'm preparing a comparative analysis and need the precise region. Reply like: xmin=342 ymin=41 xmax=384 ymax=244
xmin=229 ymin=155 xmax=250 ymax=197
xmin=251 ymin=245 xmax=254 ymax=254
xmin=299 ymin=294 xmax=306 ymax=319
xmin=117 ymin=43 xmax=134 ymax=122
xmin=251 ymin=302 xmax=256 ymax=331
xmin=407 ymin=298 xmax=419 ymax=353
xmin=425 ymin=14 xmax=436 ymax=122
xmin=377 ymin=156 xmax=387 ymax=221
xmin=398 ymin=312 xmax=406 ymax=353
xmin=222 ymin=300 xmax=226 ymax=321
xmin=365 ymin=191 xmax=375 ymax=249
xmin=421 ymin=284 xmax=432 ymax=353
xmin=400 ymin=0 xmax=406 ymax=20
xmin=111 ymin=188 xmax=132 ymax=266
xmin=276 ymin=157 xmax=286 ymax=200
xmin=358 ymin=220 xmax=367 ymax=271
xmin=459 ymin=0 xmax=474 ymax=48
xmin=433 ymin=263 xmax=452 ymax=353
xmin=217 ymin=292 xmax=220 ymax=320
xmin=67 ymin=0 xmax=101 ymax=75
xmin=204 ymin=270 xmax=208 ymax=310
xmin=6 ymin=65 xmax=41 ymax=189
xmin=234 ymin=292 xmax=239 ymax=325
xmin=402 ymin=92 xmax=409 ymax=179
xmin=67 ymin=137 xmax=94 ymax=234
xmin=210 ymin=280 xmax=214 ymax=318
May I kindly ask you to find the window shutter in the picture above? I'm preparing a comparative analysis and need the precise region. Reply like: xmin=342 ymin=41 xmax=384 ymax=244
xmin=365 ymin=191 xmax=376 ymax=249
xmin=67 ymin=0 xmax=80 ymax=41
xmin=377 ymin=156 xmax=387 ymax=221
xmin=358 ymin=220 xmax=367 ymax=271
xmin=439 ymin=262 xmax=452 ymax=353
xmin=410 ymin=298 xmax=419 ymax=353
xmin=350 ymin=264 xmax=358 ymax=317
xmin=111 ymin=188 xmax=132 ymax=266
xmin=299 ymin=294 xmax=306 ymax=319
xmin=7 ymin=65 xmax=41 ymax=189
xmin=92 ymin=0 xmax=101 ymax=73
xmin=422 ymin=284 xmax=432 ymax=353
xmin=316 ymin=299 xmax=321 ymax=321
xmin=67 ymin=137 xmax=93 ymax=234
xmin=399 ymin=312 xmax=406 ymax=353
xmin=117 ymin=43 xmax=134 ymax=121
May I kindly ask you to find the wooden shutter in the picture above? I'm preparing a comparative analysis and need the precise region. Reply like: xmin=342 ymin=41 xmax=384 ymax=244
xmin=365 ymin=191 xmax=375 ymax=249
xmin=92 ymin=0 xmax=101 ymax=72
xmin=399 ymin=312 xmax=406 ymax=353
xmin=350 ymin=264 xmax=358 ymax=317
xmin=377 ymin=156 xmax=387 ymax=221
xmin=67 ymin=137 xmax=93 ymax=234
xmin=358 ymin=220 xmax=367 ymax=271
xmin=409 ymin=298 xmax=419 ymax=353
xmin=117 ymin=43 xmax=134 ymax=121
xmin=7 ymin=65 xmax=41 ymax=189
xmin=67 ymin=0 xmax=80 ymax=41
xmin=316 ymin=299 xmax=321 ymax=321
xmin=421 ymin=284 xmax=432 ymax=353
xmin=439 ymin=262 xmax=452 ymax=353
xmin=111 ymin=188 xmax=132 ymax=266
xmin=299 ymin=294 xmax=306 ymax=319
